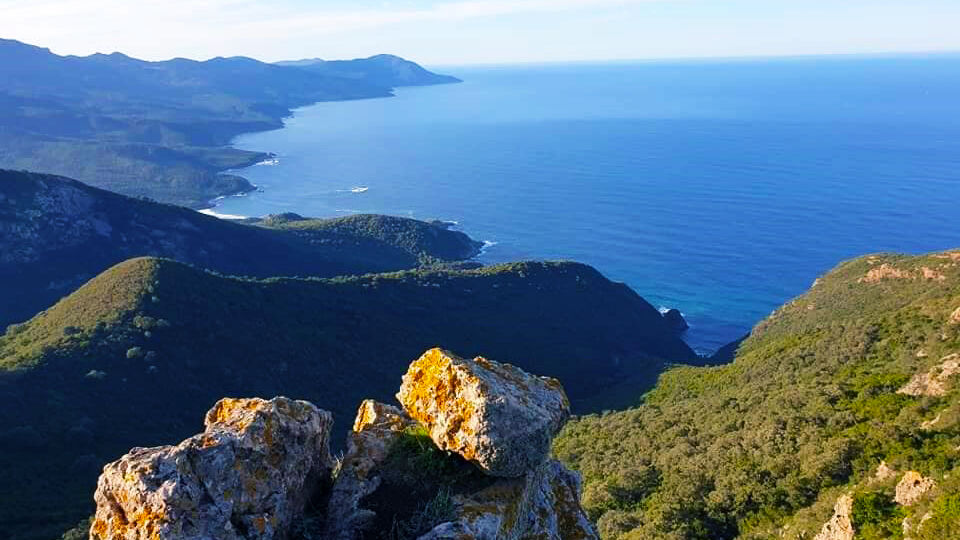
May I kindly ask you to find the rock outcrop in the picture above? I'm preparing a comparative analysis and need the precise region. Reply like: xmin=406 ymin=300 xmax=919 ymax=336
xmin=323 ymin=400 xmax=418 ymax=539
xmin=661 ymin=308 xmax=689 ymax=334
xmin=813 ymin=494 xmax=854 ymax=540
xmin=89 ymin=349 xmax=596 ymax=540
xmin=397 ymin=348 xmax=570 ymax=478
xmin=419 ymin=459 xmax=595 ymax=539
xmin=897 ymin=353 xmax=960 ymax=397
xmin=894 ymin=471 xmax=936 ymax=506
xmin=951 ymin=306 xmax=960 ymax=325
xmin=90 ymin=397 xmax=334 ymax=540
xmin=873 ymin=461 xmax=897 ymax=483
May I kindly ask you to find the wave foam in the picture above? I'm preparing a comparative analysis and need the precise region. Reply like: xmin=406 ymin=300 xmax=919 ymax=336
xmin=479 ymin=240 xmax=498 ymax=255
xmin=198 ymin=208 xmax=247 ymax=220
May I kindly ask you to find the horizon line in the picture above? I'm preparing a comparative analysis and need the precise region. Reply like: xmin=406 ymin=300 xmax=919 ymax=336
xmin=427 ymin=49 xmax=960 ymax=69
xmin=3 ymin=36 xmax=958 ymax=68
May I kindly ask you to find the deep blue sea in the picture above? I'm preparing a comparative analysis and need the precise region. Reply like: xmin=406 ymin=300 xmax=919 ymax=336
xmin=210 ymin=55 xmax=960 ymax=354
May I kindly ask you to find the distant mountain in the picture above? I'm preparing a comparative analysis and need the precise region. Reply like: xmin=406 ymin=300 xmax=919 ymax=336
xmin=0 ymin=169 xmax=482 ymax=328
xmin=0 ymin=256 xmax=697 ymax=539
xmin=277 ymin=54 xmax=461 ymax=87
xmin=0 ymin=39 xmax=460 ymax=206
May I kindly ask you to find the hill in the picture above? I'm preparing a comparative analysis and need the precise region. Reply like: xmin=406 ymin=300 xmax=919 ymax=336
xmin=0 ymin=39 xmax=459 ymax=206
xmin=554 ymin=249 xmax=960 ymax=539
xmin=0 ymin=257 xmax=697 ymax=539
xmin=0 ymin=169 xmax=482 ymax=328
xmin=277 ymin=54 xmax=462 ymax=87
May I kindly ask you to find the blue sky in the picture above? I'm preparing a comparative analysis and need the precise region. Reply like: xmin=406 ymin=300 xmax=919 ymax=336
xmin=1 ymin=0 xmax=958 ymax=65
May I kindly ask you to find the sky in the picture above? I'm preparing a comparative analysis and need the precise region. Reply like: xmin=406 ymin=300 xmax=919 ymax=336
xmin=0 ymin=0 xmax=958 ymax=66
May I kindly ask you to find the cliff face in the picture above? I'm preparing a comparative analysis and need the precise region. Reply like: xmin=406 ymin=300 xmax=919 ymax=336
xmin=89 ymin=349 xmax=596 ymax=539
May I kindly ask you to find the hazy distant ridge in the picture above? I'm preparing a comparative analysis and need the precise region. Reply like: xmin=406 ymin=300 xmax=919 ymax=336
xmin=0 ymin=38 xmax=460 ymax=207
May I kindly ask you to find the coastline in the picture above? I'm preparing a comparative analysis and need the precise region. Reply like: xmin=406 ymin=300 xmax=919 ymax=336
xmin=200 ymin=78 xmax=464 ymax=212
xmin=198 ymin=97 xmax=395 ymax=211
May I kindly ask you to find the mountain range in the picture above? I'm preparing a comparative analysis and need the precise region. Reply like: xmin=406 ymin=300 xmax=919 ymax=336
xmin=276 ymin=54 xmax=461 ymax=87
xmin=0 ymin=39 xmax=459 ymax=207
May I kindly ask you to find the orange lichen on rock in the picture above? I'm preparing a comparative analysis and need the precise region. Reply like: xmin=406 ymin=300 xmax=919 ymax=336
xmin=399 ymin=348 xmax=480 ymax=460
xmin=91 ymin=396 xmax=333 ymax=540
xmin=397 ymin=348 xmax=570 ymax=477
xmin=325 ymin=400 xmax=420 ymax=539
xmin=205 ymin=397 xmax=266 ymax=431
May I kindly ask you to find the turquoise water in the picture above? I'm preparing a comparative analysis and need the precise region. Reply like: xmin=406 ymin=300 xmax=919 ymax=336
xmin=213 ymin=55 xmax=960 ymax=353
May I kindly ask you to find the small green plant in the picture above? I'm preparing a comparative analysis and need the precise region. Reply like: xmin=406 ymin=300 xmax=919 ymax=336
xmin=389 ymin=425 xmax=456 ymax=478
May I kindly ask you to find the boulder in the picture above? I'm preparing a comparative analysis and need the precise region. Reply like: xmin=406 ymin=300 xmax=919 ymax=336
xmin=813 ymin=494 xmax=854 ymax=540
xmin=324 ymin=401 xmax=596 ymax=540
xmin=396 ymin=348 xmax=570 ymax=477
xmin=323 ymin=400 xmax=418 ymax=539
xmin=895 ymin=471 xmax=936 ymax=506
xmin=419 ymin=459 xmax=597 ymax=540
xmin=951 ymin=306 xmax=960 ymax=325
xmin=90 ymin=397 xmax=333 ymax=540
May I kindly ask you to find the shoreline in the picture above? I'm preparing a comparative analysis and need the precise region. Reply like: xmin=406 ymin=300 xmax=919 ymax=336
xmin=199 ymin=80 xmax=464 ymax=211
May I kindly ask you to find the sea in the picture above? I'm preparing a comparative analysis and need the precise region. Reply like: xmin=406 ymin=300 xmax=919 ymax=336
xmin=209 ymin=54 xmax=960 ymax=354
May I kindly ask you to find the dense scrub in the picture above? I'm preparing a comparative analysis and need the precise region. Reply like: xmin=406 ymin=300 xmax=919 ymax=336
xmin=0 ymin=170 xmax=480 ymax=328
xmin=0 ymin=257 xmax=695 ymax=539
xmin=555 ymin=250 xmax=960 ymax=538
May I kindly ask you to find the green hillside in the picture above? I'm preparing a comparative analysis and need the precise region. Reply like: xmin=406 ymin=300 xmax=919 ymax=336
xmin=0 ymin=169 xmax=481 ymax=328
xmin=0 ymin=257 xmax=696 ymax=539
xmin=554 ymin=250 xmax=960 ymax=539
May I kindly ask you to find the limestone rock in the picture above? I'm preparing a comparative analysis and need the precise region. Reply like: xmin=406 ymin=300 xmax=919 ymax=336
xmin=895 ymin=471 xmax=936 ymax=506
xmin=420 ymin=460 xmax=598 ymax=540
xmin=813 ymin=494 xmax=854 ymax=540
xmin=898 ymin=353 xmax=960 ymax=397
xmin=90 ymin=397 xmax=333 ymax=540
xmin=874 ymin=461 xmax=897 ymax=482
xmin=323 ymin=400 xmax=418 ymax=539
xmin=951 ymin=306 xmax=960 ymax=325
xmin=397 ymin=348 xmax=570 ymax=477
xmin=859 ymin=264 xmax=914 ymax=283
xmin=920 ymin=413 xmax=942 ymax=430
